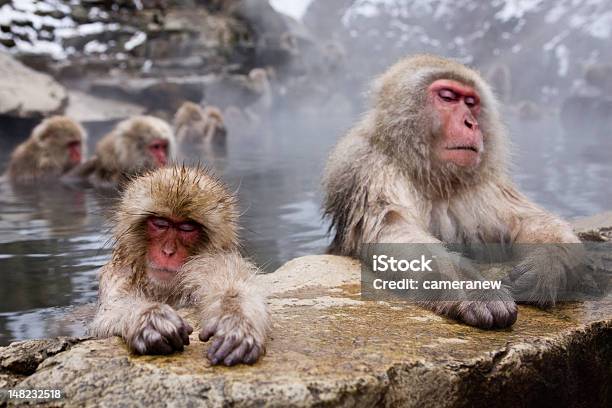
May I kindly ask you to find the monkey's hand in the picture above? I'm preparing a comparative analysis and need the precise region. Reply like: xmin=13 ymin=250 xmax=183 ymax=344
xmin=127 ymin=304 xmax=193 ymax=355
xmin=506 ymin=245 xmax=589 ymax=308
xmin=199 ymin=312 xmax=266 ymax=366
xmin=454 ymin=287 xmax=518 ymax=329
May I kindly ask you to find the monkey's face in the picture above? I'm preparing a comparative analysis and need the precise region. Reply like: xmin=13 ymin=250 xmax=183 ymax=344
xmin=66 ymin=139 xmax=82 ymax=166
xmin=41 ymin=129 xmax=83 ymax=170
xmin=145 ymin=216 xmax=201 ymax=282
xmin=428 ymin=79 xmax=484 ymax=168
xmin=147 ymin=139 xmax=169 ymax=167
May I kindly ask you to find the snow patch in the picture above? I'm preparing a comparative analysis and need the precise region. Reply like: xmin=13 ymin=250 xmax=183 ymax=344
xmin=124 ymin=31 xmax=146 ymax=51
xmin=494 ymin=0 xmax=544 ymax=22
xmin=84 ymin=40 xmax=107 ymax=54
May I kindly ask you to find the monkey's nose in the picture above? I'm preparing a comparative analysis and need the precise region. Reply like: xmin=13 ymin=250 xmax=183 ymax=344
xmin=463 ymin=115 xmax=479 ymax=131
xmin=162 ymin=244 xmax=176 ymax=257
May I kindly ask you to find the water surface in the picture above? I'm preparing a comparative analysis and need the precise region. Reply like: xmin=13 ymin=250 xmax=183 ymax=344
xmin=0 ymin=110 xmax=610 ymax=345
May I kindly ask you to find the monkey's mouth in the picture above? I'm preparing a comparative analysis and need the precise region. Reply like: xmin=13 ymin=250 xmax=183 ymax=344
xmin=147 ymin=263 xmax=180 ymax=281
xmin=446 ymin=145 xmax=479 ymax=153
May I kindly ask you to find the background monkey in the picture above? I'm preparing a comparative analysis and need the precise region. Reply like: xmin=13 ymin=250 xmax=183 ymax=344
xmin=90 ymin=165 xmax=269 ymax=365
xmin=6 ymin=116 xmax=86 ymax=184
xmin=323 ymin=54 xmax=582 ymax=329
xmin=67 ymin=115 xmax=175 ymax=190
xmin=174 ymin=101 xmax=227 ymax=151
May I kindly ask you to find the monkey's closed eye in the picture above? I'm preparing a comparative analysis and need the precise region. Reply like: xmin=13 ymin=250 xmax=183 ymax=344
xmin=150 ymin=217 xmax=171 ymax=229
xmin=465 ymin=96 xmax=477 ymax=107
xmin=438 ymin=89 xmax=458 ymax=102
xmin=178 ymin=222 xmax=199 ymax=232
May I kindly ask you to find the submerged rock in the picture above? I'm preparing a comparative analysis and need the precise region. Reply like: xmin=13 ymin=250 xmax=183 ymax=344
xmin=0 ymin=220 xmax=611 ymax=406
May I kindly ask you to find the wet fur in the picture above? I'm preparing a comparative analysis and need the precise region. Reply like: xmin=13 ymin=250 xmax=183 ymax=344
xmin=323 ymin=55 xmax=580 ymax=325
xmin=174 ymin=102 xmax=227 ymax=148
xmin=69 ymin=115 xmax=176 ymax=189
xmin=90 ymin=166 xmax=269 ymax=365
xmin=6 ymin=116 xmax=86 ymax=184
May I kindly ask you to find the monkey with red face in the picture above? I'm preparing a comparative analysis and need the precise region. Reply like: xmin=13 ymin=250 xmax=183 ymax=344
xmin=90 ymin=165 xmax=269 ymax=365
xmin=66 ymin=115 xmax=175 ymax=190
xmin=323 ymin=54 xmax=583 ymax=329
xmin=6 ymin=116 xmax=86 ymax=184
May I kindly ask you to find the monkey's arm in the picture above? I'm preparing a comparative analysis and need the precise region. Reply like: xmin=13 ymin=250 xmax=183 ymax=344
xmin=499 ymin=185 xmax=586 ymax=307
xmin=89 ymin=265 xmax=193 ymax=354
xmin=61 ymin=156 xmax=99 ymax=185
xmin=180 ymin=251 xmax=269 ymax=366
xmin=371 ymin=208 xmax=517 ymax=329
xmin=506 ymin=199 xmax=579 ymax=244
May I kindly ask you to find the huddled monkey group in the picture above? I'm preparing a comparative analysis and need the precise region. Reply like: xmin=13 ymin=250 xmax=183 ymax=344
xmin=4 ymin=54 xmax=591 ymax=365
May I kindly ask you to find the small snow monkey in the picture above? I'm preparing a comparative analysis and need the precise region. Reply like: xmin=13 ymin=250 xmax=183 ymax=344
xmin=90 ymin=165 xmax=269 ymax=365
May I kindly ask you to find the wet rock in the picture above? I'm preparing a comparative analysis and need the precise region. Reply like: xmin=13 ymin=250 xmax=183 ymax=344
xmin=65 ymin=90 xmax=146 ymax=122
xmin=1 ymin=215 xmax=611 ymax=406
xmin=90 ymin=76 xmax=207 ymax=112
xmin=231 ymin=0 xmax=314 ymax=69
xmin=574 ymin=212 xmax=612 ymax=242
xmin=0 ymin=52 xmax=67 ymax=119
xmin=0 ymin=337 xmax=84 ymax=376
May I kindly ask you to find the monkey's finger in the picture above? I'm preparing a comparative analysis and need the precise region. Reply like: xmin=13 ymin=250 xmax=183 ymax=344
xmin=179 ymin=326 xmax=190 ymax=346
xmin=243 ymin=344 xmax=262 ymax=365
xmin=223 ymin=341 xmax=250 ymax=366
xmin=457 ymin=301 xmax=499 ymax=329
xmin=199 ymin=323 xmax=217 ymax=342
xmin=486 ymin=301 xmax=517 ymax=328
xmin=209 ymin=335 xmax=239 ymax=365
xmin=148 ymin=336 xmax=175 ymax=355
xmin=184 ymin=322 xmax=194 ymax=335
xmin=206 ymin=336 xmax=224 ymax=361
xmin=165 ymin=329 xmax=185 ymax=351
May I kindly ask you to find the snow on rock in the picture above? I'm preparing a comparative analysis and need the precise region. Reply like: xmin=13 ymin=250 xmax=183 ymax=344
xmin=0 ymin=52 xmax=67 ymax=117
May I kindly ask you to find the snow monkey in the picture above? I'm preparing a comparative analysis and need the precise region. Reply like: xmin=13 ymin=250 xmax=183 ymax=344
xmin=67 ymin=115 xmax=176 ymax=190
xmin=90 ymin=165 xmax=269 ymax=366
xmin=6 ymin=116 xmax=86 ymax=184
xmin=173 ymin=102 xmax=227 ymax=151
xmin=323 ymin=54 xmax=582 ymax=329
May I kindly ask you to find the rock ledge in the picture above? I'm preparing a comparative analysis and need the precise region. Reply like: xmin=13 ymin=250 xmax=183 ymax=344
xmin=0 ymin=220 xmax=611 ymax=407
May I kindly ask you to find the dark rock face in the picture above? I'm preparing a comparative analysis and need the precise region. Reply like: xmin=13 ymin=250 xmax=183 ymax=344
xmin=0 ymin=0 xmax=317 ymax=80
xmin=0 ymin=0 xmax=339 ymax=126
xmin=90 ymin=76 xmax=207 ymax=112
